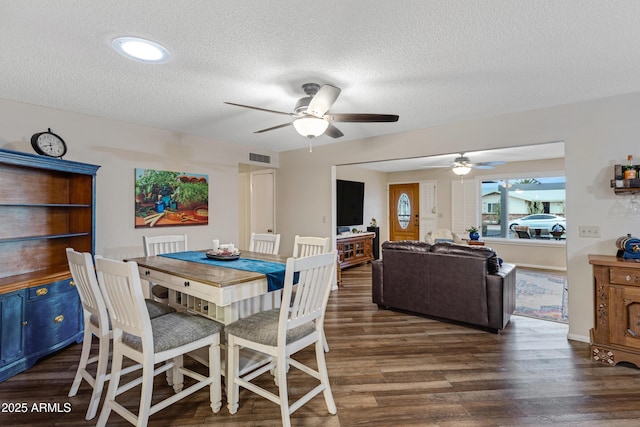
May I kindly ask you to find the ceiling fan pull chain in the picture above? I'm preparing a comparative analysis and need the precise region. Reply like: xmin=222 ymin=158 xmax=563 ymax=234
xmin=309 ymin=139 xmax=313 ymax=153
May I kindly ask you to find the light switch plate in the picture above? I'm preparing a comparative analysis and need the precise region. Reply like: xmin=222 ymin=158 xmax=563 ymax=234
xmin=579 ymin=225 xmax=601 ymax=238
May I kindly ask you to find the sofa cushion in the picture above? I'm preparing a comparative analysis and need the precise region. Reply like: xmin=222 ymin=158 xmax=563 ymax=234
xmin=430 ymin=242 xmax=500 ymax=274
xmin=425 ymin=229 xmax=463 ymax=244
xmin=381 ymin=240 xmax=431 ymax=253
xmin=434 ymin=238 xmax=454 ymax=243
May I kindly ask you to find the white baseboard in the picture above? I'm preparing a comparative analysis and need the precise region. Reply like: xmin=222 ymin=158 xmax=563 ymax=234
xmin=567 ymin=333 xmax=589 ymax=343
xmin=515 ymin=263 xmax=567 ymax=272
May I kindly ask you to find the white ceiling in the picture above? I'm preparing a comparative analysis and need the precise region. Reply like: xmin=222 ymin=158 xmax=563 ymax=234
xmin=345 ymin=142 xmax=565 ymax=173
xmin=2 ymin=2 xmax=640 ymax=153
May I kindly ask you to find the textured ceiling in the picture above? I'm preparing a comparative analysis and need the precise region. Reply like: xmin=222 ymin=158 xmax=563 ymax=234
xmin=349 ymin=142 xmax=565 ymax=173
xmin=2 ymin=1 xmax=640 ymax=153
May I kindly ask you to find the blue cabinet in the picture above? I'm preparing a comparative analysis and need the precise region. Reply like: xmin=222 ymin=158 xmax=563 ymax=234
xmin=25 ymin=279 xmax=83 ymax=355
xmin=0 ymin=282 xmax=83 ymax=382
xmin=0 ymin=291 xmax=26 ymax=373
xmin=0 ymin=148 xmax=99 ymax=382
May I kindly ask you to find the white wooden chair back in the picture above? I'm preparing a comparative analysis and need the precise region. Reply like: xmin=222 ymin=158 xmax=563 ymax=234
xmin=292 ymin=235 xmax=330 ymax=258
xmin=143 ymin=234 xmax=188 ymax=256
xmin=95 ymin=256 xmax=223 ymax=426
xmin=94 ymin=256 xmax=151 ymax=343
xmin=226 ymin=250 xmax=338 ymax=425
xmin=66 ymin=248 xmax=108 ymax=332
xmin=280 ymin=251 xmax=337 ymax=342
xmin=249 ymin=232 xmax=281 ymax=255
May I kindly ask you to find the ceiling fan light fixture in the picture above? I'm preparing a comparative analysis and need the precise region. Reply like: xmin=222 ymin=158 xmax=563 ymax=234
xmin=293 ymin=117 xmax=328 ymax=138
xmin=452 ymin=165 xmax=471 ymax=175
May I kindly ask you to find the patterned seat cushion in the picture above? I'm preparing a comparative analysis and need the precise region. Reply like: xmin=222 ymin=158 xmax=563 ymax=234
xmin=144 ymin=299 xmax=176 ymax=318
xmin=122 ymin=312 xmax=223 ymax=353
xmin=90 ymin=299 xmax=176 ymax=327
xmin=225 ymin=308 xmax=315 ymax=346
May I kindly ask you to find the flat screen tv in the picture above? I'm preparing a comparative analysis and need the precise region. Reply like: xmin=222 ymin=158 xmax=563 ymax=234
xmin=337 ymin=179 xmax=364 ymax=227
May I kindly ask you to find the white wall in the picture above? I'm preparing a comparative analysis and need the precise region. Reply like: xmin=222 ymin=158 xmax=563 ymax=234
xmin=277 ymin=91 xmax=640 ymax=343
xmin=335 ymin=165 xmax=387 ymax=231
xmin=5 ymin=91 xmax=640 ymax=343
xmin=0 ymin=98 xmax=278 ymax=260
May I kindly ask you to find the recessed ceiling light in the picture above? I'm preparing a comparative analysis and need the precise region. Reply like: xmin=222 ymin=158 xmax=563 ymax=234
xmin=112 ymin=37 xmax=171 ymax=64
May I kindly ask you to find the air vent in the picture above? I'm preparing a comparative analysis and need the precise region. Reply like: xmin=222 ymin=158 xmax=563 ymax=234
xmin=249 ymin=153 xmax=271 ymax=164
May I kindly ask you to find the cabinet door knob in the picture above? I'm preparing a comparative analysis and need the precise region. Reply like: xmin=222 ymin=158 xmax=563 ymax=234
xmin=54 ymin=315 xmax=64 ymax=324
xmin=22 ymin=321 xmax=28 ymax=326
xmin=35 ymin=288 xmax=48 ymax=296
xmin=69 ymin=280 xmax=75 ymax=287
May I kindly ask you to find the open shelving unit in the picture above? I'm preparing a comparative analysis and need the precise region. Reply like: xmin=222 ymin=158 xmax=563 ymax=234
xmin=0 ymin=148 xmax=99 ymax=382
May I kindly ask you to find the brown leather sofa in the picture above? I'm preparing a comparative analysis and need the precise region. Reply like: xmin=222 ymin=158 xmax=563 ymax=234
xmin=372 ymin=241 xmax=516 ymax=333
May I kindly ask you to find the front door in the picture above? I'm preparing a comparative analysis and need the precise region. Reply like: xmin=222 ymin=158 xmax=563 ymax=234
xmin=389 ymin=183 xmax=420 ymax=241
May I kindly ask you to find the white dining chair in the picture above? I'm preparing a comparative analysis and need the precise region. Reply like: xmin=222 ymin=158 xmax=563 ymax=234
xmin=143 ymin=234 xmax=188 ymax=302
xmin=95 ymin=256 xmax=223 ymax=427
xmin=248 ymin=232 xmax=281 ymax=255
xmin=65 ymin=248 xmax=176 ymax=420
xmin=226 ymin=251 xmax=338 ymax=427
xmin=292 ymin=235 xmax=332 ymax=352
xmin=292 ymin=235 xmax=330 ymax=258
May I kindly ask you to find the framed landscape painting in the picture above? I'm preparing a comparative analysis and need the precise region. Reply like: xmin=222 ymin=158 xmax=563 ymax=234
xmin=135 ymin=168 xmax=209 ymax=228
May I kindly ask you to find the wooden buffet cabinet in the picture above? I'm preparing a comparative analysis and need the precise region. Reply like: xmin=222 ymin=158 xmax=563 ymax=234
xmin=589 ymin=254 xmax=640 ymax=367
xmin=0 ymin=148 xmax=99 ymax=382
xmin=336 ymin=232 xmax=375 ymax=269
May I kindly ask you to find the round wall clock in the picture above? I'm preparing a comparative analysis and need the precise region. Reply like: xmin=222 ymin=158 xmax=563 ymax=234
xmin=31 ymin=128 xmax=67 ymax=158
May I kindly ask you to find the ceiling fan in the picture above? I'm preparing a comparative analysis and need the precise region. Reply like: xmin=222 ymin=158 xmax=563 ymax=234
xmin=450 ymin=153 xmax=506 ymax=175
xmin=425 ymin=153 xmax=506 ymax=175
xmin=224 ymin=83 xmax=399 ymax=144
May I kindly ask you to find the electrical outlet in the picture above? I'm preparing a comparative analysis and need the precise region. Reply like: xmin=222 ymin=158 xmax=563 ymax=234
xmin=579 ymin=225 xmax=601 ymax=238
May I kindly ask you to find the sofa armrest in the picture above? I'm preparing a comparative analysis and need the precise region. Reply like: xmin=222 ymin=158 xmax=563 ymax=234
xmin=372 ymin=259 xmax=383 ymax=305
xmin=486 ymin=262 xmax=516 ymax=330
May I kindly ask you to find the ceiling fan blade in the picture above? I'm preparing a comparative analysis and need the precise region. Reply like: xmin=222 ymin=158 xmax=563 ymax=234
xmin=324 ymin=113 xmax=399 ymax=122
xmin=253 ymin=122 xmax=293 ymax=134
xmin=307 ymin=84 xmax=341 ymax=117
xmin=472 ymin=161 xmax=506 ymax=169
xmin=224 ymin=102 xmax=294 ymax=116
xmin=324 ymin=123 xmax=344 ymax=138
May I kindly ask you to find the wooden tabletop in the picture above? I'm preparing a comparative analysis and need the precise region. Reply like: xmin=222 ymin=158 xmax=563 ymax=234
xmin=588 ymin=254 xmax=640 ymax=267
xmin=125 ymin=250 xmax=290 ymax=288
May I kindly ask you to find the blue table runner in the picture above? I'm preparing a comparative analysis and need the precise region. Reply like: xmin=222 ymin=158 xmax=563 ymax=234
xmin=159 ymin=251 xmax=287 ymax=292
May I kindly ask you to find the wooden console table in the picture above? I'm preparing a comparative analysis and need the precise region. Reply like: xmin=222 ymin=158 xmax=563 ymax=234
xmin=589 ymin=254 xmax=640 ymax=367
xmin=336 ymin=232 xmax=375 ymax=270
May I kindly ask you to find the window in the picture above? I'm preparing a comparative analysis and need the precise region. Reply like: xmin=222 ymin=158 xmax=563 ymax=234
xmin=481 ymin=176 xmax=566 ymax=240
xmin=397 ymin=193 xmax=410 ymax=229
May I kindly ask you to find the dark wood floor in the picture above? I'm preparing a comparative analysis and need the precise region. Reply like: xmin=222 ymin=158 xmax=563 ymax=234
xmin=3 ymin=264 xmax=640 ymax=426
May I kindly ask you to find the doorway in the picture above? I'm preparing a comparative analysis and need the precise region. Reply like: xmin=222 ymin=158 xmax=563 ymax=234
xmin=389 ymin=183 xmax=420 ymax=241
xmin=238 ymin=165 xmax=276 ymax=250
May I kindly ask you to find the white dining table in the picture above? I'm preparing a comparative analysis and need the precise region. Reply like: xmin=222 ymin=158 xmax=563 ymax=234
xmin=125 ymin=250 xmax=286 ymax=325
xmin=124 ymin=250 xmax=287 ymax=381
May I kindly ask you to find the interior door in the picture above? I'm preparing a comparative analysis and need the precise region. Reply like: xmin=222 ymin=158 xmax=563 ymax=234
xmin=251 ymin=169 xmax=275 ymax=235
xmin=389 ymin=183 xmax=420 ymax=241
